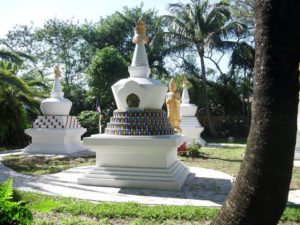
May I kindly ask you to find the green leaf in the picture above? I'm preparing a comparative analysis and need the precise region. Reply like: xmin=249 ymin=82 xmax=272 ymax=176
xmin=0 ymin=178 xmax=13 ymax=201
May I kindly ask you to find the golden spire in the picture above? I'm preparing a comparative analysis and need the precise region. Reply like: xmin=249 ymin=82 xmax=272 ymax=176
xmin=182 ymin=77 xmax=189 ymax=88
xmin=132 ymin=20 xmax=149 ymax=44
xmin=54 ymin=65 xmax=61 ymax=79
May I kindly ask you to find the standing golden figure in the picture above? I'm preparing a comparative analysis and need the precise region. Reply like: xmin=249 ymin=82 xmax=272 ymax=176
xmin=166 ymin=78 xmax=182 ymax=133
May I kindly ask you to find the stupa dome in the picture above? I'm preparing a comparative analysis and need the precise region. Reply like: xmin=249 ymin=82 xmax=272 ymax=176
xmin=111 ymin=21 xmax=167 ymax=111
xmin=40 ymin=65 xmax=72 ymax=115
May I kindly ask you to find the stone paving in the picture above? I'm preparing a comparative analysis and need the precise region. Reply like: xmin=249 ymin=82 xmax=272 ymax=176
xmin=0 ymin=150 xmax=299 ymax=207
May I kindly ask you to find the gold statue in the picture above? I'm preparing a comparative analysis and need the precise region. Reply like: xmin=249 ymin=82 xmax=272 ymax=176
xmin=132 ymin=20 xmax=149 ymax=44
xmin=54 ymin=65 xmax=61 ymax=79
xmin=166 ymin=78 xmax=182 ymax=133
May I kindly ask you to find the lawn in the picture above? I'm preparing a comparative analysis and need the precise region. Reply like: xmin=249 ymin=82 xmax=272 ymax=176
xmin=1 ymin=154 xmax=95 ymax=175
xmin=2 ymin=145 xmax=300 ymax=189
xmin=1 ymin=145 xmax=300 ymax=224
xmin=12 ymin=191 xmax=300 ymax=225
xmin=181 ymin=146 xmax=300 ymax=190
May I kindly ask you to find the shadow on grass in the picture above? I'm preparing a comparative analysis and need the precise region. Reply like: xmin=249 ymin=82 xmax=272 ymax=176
xmin=207 ymin=157 xmax=243 ymax=163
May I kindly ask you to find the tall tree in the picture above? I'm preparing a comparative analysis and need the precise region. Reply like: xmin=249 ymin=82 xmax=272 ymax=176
xmin=82 ymin=6 xmax=170 ymax=78
xmin=211 ymin=0 xmax=300 ymax=224
xmin=0 ymin=49 xmax=36 ymax=146
xmin=162 ymin=0 xmax=244 ymax=135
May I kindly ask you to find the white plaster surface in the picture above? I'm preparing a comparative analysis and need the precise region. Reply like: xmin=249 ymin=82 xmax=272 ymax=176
xmin=40 ymin=76 xmax=72 ymax=116
xmin=79 ymin=134 xmax=189 ymax=191
xmin=180 ymin=87 xmax=206 ymax=145
xmin=112 ymin=77 xmax=167 ymax=110
xmin=40 ymin=96 xmax=72 ymax=116
xmin=24 ymin=128 xmax=87 ymax=155
xmin=180 ymin=103 xmax=197 ymax=117
xmin=181 ymin=117 xmax=206 ymax=145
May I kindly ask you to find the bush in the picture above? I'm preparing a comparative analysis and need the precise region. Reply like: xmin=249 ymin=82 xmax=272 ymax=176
xmin=186 ymin=142 xmax=202 ymax=158
xmin=77 ymin=111 xmax=100 ymax=137
xmin=178 ymin=142 xmax=202 ymax=158
xmin=0 ymin=178 xmax=32 ymax=225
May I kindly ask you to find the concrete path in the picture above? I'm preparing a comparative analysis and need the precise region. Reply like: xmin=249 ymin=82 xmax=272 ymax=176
xmin=0 ymin=150 xmax=299 ymax=207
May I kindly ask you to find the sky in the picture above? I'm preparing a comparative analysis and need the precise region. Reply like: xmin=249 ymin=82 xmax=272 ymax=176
xmin=0 ymin=0 xmax=173 ymax=38
xmin=0 ymin=0 xmax=228 ymax=72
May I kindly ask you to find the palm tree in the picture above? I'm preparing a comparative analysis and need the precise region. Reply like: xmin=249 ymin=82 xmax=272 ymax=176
xmin=229 ymin=41 xmax=255 ymax=129
xmin=0 ymin=49 xmax=39 ymax=146
xmin=212 ymin=0 xmax=300 ymax=223
xmin=161 ymin=0 xmax=244 ymax=135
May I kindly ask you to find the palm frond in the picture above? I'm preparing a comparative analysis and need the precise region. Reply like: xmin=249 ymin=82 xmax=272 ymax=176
xmin=0 ymin=70 xmax=32 ymax=95
xmin=0 ymin=49 xmax=23 ymax=65
xmin=230 ymin=41 xmax=255 ymax=71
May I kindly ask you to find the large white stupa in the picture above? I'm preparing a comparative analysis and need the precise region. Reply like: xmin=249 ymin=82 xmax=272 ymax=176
xmin=24 ymin=65 xmax=87 ymax=155
xmin=78 ymin=21 xmax=189 ymax=191
xmin=180 ymin=80 xmax=206 ymax=145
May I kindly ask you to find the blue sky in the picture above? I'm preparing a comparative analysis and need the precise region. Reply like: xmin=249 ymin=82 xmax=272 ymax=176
xmin=0 ymin=0 xmax=173 ymax=38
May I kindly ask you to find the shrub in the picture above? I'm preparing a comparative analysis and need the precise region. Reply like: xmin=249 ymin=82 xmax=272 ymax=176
xmin=0 ymin=178 xmax=32 ymax=225
xmin=77 ymin=111 xmax=100 ymax=137
xmin=186 ymin=142 xmax=202 ymax=158
xmin=177 ymin=142 xmax=202 ymax=158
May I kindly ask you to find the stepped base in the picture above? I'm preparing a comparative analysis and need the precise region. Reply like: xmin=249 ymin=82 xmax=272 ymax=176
xmin=78 ymin=134 xmax=189 ymax=191
xmin=24 ymin=128 xmax=87 ymax=155
xmin=181 ymin=117 xmax=206 ymax=145
xmin=78 ymin=161 xmax=189 ymax=191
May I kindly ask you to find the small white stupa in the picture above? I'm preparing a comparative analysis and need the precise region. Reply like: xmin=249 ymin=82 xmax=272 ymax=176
xmin=180 ymin=79 xmax=206 ymax=145
xmin=78 ymin=21 xmax=189 ymax=191
xmin=24 ymin=65 xmax=87 ymax=155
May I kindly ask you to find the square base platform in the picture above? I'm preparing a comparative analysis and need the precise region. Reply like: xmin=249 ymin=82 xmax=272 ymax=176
xmin=24 ymin=128 xmax=87 ymax=155
xmin=78 ymin=134 xmax=189 ymax=191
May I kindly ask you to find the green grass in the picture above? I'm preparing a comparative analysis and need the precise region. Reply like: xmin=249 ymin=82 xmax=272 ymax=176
xmin=181 ymin=146 xmax=300 ymax=189
xmin=14 ymin=191 xmax=300 ymax=224
xmin=206 ymin=137 xmax=247 ymax=144
xmin=2 ymin=145 xmax=299 ymax=189
xmin=2 ymin=155 xmax=95 ymax=175
xmin=180 ymin=146 xmax=244 ymax=177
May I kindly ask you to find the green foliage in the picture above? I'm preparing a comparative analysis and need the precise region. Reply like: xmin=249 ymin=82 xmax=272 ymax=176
xmin=0 ymin=178 xmax=32 ymax=225
xmin=14 ymin=191 xmax=300 ymax=224
xmin=2 ymin=154 xmax=95 ymax=175
xmin=82 ymin=6 xmax=169 ymax=78
xmin=87 ymin=46 xmax=128 ymax=107
xmin=0 ymin=49 xmax=39 ymax=147
xmin=186 ymin=143 xmax=202 ymax=158
xmin=280 ymin=205 xmax=300 ymax=222
xmin=0 ymin=88 xmax=30 ymax=146
xmin=77 ymin=110 xmax=100 ymax=137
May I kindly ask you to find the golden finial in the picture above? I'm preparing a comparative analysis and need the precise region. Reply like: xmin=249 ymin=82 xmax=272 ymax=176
xmin=132 ymin=20 xmax=149 ymax=44
xmin=182 ymin=77 xmax=189 ymax=88
xmin=54 ymin=65 xmax=61 ymax=79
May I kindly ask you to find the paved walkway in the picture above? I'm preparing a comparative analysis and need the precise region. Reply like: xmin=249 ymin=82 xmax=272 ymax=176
xmin=0 ymin=150 xmax=299 ymax=207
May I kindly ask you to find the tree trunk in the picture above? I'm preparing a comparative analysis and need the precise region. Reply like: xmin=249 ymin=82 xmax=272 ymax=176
xmin=198 ymin=49 xmax=218 ymax=136
xmin=211 ymin=1 xmax=300 ymax=224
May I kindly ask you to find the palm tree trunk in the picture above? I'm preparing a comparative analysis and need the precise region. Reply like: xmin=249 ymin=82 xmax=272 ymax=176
xmin=211 ymin=0 xmax=300 ymax=224
xmin=198 ymin=49 xmax=218 ymax=136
